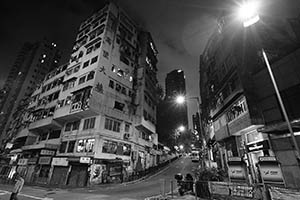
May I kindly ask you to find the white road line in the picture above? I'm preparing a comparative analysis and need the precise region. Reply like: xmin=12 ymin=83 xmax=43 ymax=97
xmin=0 ymin=190 xmax=53 ymax=200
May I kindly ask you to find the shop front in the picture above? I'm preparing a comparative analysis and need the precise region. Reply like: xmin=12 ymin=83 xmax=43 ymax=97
xmin=50 ymin=157 xmax=69 ymax=186
xmin=16 ymin=158 xmax=28 ymax=178
xmin=67 ymin=157 xmax=90 ymax=187
xmin=36 ymin=156 xmax=52 ymax=184
xmin=25 ymin=157 xmax=38 ymax=183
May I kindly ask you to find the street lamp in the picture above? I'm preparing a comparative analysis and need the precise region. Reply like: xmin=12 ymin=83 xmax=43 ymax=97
xmin=175 ymin=95 xmax=209 ymax=167
xmin=178 ymin=125 xmax=185 ymax=132
xmin=238 ymin=2 xmax=300 ymax=159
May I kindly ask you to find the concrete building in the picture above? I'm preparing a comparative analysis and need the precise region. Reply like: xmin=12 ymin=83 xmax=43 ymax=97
xmin=157 ymin=69 xmax=188 ymax=148
xmin=6 ymin=2 xmax=160 ymax=187
xmin=0 ymin=40 xmax=61 ymax=149
xmin=200 ymin=14 xmax=300 ymax=187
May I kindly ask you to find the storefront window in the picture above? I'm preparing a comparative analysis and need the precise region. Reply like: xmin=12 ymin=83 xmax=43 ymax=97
xmin=85 ymin=139 xmax=95 ymax=152
xmin=67 ymin=140 xmax=76 ymax=153
xmin=102 ymin=140 xmax=117 ymax=154
xmin=39 ymin=166 xmax=50 ymax=178
xmin=59 ymin=141 xmax=67 ymax=153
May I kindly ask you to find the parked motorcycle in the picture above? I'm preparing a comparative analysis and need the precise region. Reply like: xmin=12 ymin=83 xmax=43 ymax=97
xmin=174 ymin=173 xmax=194 ymax=196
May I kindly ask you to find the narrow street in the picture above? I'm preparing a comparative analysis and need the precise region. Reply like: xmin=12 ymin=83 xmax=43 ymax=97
xmin=0 ymin=156 xmax=200 ymax=200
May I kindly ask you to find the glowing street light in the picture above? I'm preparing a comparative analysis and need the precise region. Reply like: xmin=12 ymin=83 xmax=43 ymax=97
xmin=178 ymin=125 xmax=185 ymax=132
xmin=175 ymin=95 xmax=185 ymax=104
xmin=238 ymin=1 xmax=260 ymax=27
xmin=238 ymin=1 xmax=300 ymax=159
xmin=179 ymin=145 xmax=184 ymax=150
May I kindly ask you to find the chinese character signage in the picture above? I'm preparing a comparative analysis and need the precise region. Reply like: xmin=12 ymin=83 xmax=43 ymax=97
xmin=258 ymin=156 xmax=285 ymax=185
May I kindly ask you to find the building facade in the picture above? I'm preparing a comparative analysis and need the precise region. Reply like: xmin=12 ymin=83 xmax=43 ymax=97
xmin=5 ymin=2 xmax=161 ymax=187
xmin=200 ymin=14 xmax=300 ymax=187
xmin=0 ymin=40 xmax=61 ymax=149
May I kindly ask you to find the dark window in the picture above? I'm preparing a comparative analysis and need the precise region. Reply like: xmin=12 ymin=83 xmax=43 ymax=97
xmin=86 ymin=47 xmax=93 ymax=54
xmin=83 ymin=117 xmax=96 ymax=130
xmin=91 ymin=56 xmax=98 ymax=64
xmin=103 ymin=50 xmax=109 ymax=59
xmin=86 ymin=71 xmax=95 ymax=81
xmin=83 ymin=61 xmax=89 ymax=68
xmin=109 ymin=80 xmax=114 ymax=89
xmin=59 ymin=142 xmax=67 ymax=153
xmin=65 ymin=122 xmax=72 ymax=132
xmin=67 ymin=140 xmax=76 ymax=153
xmin=115 ymin=83 xmax=121 ymax=92
xmin=79 ymin=76 xmax=86 ymax=84
xmin=114 ymin=101 xmax=125 ymax=111
xmin=95 ymin=42 xmax=101 ymax=49
xmin=48 ymin=130 xmax=61 ymax=139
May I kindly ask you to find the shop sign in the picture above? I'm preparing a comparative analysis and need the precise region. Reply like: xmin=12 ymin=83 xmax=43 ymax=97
xmin=40 ymin=149 xmax=55 ymax=156
xmin=17 ymin=158 xmax=28 ymax=166
xmin=39 ymin=156 xmax=52 ymax=165
xmin=27 ymin=158 xmax=38 ymax=165
xmin=209 ymin=182 xmax=230 ymax=195
xmin=247 ymin=140 xmax=269 ymax=152
xmin=259 ymin=156 xmax=277 ymax=162
xmin=209 ymin=182 xmax=253 ymax=198
xmin=80 ymin=157 xmax=91 ymax=164
xmin=228 ymin=157 xmax=242 ymax=162
xmin=51 ymin=157 xmax=69 ymax=166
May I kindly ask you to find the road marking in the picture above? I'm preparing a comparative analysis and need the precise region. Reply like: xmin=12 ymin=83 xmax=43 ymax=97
xmin=0 ymin=190 xmax=53 ymax=200
xmin=0 ymin=190 xmax=9 ymax=195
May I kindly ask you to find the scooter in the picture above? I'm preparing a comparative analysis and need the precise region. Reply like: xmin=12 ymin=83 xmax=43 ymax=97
xmin=174 ymin=173 xmax=194 ymax=196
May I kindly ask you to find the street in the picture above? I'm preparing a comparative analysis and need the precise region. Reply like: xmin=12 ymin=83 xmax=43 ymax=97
xmin=0 ymin=156 xmax=199 ymax=200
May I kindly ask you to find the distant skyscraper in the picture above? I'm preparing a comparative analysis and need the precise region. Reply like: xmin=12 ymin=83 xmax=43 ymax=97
xmin=165 ymin=69 xmax=186 ymax=99
xmin=157 ymin=69 xmax=188 ymax=148
xmin=0 ymin=39 xmax=61 ymax=147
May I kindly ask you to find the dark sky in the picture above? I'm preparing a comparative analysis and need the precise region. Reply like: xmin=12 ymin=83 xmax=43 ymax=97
xmin=1 ymin=0 xmax=300 ymax=127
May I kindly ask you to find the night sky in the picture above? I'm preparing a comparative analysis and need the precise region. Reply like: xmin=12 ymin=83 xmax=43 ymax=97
xmin=0 ymin=0 xmax=299 ymax=127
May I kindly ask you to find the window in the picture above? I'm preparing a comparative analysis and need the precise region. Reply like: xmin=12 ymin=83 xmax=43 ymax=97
xmin=74 ymin=65 xmax=80 ymax=73
xmin=103 ymin=50 xmax=109 ymax=59
xmin=125 ymin=123 xmax=130 ymax=132
xmin=102 ymin=140 xmax=118 ymax=154
xmin=76 ymin=139 xmax=94 ymax=153
xmin=65 ymin=120 xmax=80 ymax=132
xmin=59 ymin=142 xmax=67 ymax=153
xmin=115 ymin=83 xmax=121 ymax=92
xmin=83 ymin=61 xmax=89 ymax=68
xmin=67 ymin=140 xmax=76 ymax=153
xmin=86 ymin=47 xmax=93 ymax=54
xmin=91 ymin=56 xmax=98 ymax=64
xmin=77 ymin=140 xmax=85 ymax=152
xmin=114 ymin=101 xmax=125 ymax=111
xmin=53 ymin=91 xmax=59 ymax=100
xmin=109 ymin=80 xmax=114 ymax=89
xmin=86 ymin=71 xmax=95 ymax=81
xmin=85 ymin=139 xmax=95 ymax=152
xmin=121 ymin=87 xmax=127 ymax=95
xmin=83 ymin=117 xmax=96 ymax=130
xmin=48 ymin=130 xmax=61 ymax=139
xmin=79 ymin=76 xmax=86 ymax=84
xmin=95 ymin=42 xmax=101 ymax=49
xmin=65 ymin=122 xmax=72 ymax=132
xmin=104 ymin=118 xmax=121 ymax=132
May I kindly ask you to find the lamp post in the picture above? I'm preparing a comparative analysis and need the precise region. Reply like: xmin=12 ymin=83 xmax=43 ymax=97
xmin=175 ymin=95 xmax=209 ymax=167
xmin=238 ymin=1 xmax=300 ymax=160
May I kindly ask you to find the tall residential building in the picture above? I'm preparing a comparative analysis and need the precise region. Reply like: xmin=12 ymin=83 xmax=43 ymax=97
xmin=200 ymin=14 xmax=300 ymax=187
xmin=0 ymin=40 xmax=61 ymax=148
xmin=157 ymin=69 xmax=188 ymax=148
xmin=4 ymin=2 xmax=159 ymax=187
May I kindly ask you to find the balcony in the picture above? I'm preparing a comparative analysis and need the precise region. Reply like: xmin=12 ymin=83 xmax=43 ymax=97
xmin=135 ymin=118 xmax=156 ymax=135
xmin=28 ymin=116 xmax=62 ymax=131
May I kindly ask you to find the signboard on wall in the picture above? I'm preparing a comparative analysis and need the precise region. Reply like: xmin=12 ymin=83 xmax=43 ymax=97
xmin=40 ymin=149 xmax=55 ymax=156
xmin=258 ymin=156 xmax=285 ymax=185
xmin=38 ymin=156 xmax=52 ymax=165
xmin=52 ymin=157 xmax=69 ymax=166
xmin=17 ymin=158 xmax=28 ymax=166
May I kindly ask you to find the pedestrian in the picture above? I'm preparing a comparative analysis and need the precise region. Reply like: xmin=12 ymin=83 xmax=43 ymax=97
xmin=10 ymin=172 xmax=24 ymax=200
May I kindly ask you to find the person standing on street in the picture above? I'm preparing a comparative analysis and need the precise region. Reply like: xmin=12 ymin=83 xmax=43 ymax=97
xmin=10 ymin=173 xmax=24 ymax=200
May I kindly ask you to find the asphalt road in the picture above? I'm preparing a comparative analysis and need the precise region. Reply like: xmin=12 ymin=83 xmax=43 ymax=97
xmin=0 ymin=156 xmax=200 ymax=200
